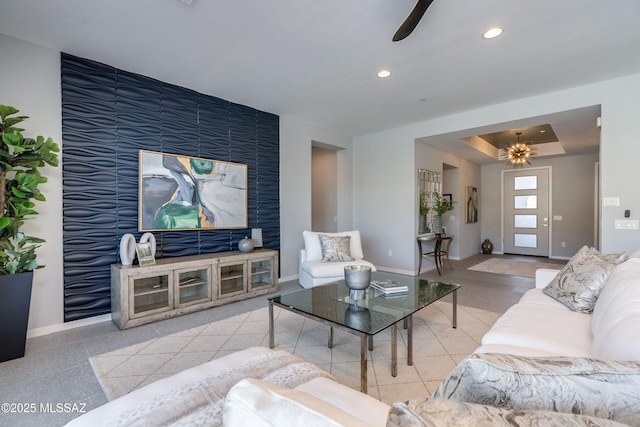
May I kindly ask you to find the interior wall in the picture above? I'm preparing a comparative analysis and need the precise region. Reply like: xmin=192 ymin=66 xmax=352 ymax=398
xmin=61 ymin=53 xmax=280 ymax=322
xmin=311 ymin=146 xmax=337 ymax=232
xmin=442 ymin=166 xmax=459 ymax=247
xmin=355 ymin=72 xmax=640 ymax=274
xmin=3 ymin=32 xmax=640 ymax=335
xmin=414 ymin=141 xmax=482 ymax=268
xmin=0 ymin=34 xmax=63 ymax=333
xmin=279 ymin=117 xmax=353 ymax=281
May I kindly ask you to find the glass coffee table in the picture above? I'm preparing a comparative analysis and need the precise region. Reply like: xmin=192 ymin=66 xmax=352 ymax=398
xmin=268 ymin=272 xmax=460 ymax=393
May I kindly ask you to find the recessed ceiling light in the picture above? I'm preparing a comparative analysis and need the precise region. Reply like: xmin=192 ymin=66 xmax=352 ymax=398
xmin=483 ymin=27 xmax=503 ymax=39
xmin=377 ymin=70 xmax=391 ymax=78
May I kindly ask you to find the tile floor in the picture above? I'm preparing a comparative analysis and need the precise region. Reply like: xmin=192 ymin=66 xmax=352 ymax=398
xmin=88 ymin=301 xmax=501 ymax=405
xmin=0 ymin=253 xmax=565 ymax=426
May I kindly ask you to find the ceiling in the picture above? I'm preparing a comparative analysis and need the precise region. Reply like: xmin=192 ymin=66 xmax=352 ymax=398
xmin=1 ymin=0 xmax=639 ymax=163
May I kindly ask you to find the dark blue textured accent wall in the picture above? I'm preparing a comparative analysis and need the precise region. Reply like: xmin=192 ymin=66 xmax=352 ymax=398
xmin=61 ymin=53 xmax=280 ymax=322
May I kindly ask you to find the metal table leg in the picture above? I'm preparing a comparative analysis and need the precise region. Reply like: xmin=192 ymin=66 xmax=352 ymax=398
xmin=452 ymin=289 xmax=457 ymax=329
xmin=391 ymin=323 xmax=397 ymax=377
xmin=269 ymin=300 xmax=275 ymax=348
xmin=360 ymin=334 xmax=368 ymax=392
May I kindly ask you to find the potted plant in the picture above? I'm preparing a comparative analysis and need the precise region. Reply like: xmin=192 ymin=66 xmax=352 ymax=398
xmin=431 ymin=192 xmax=455 ymax=233
xmin=432 ymin=192 xmax=455 ymax=215
xmin=0 ymin=104 xmax=59 ymax=362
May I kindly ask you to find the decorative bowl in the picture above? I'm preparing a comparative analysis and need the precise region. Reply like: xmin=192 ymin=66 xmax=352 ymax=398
xmin=344 ymin=265 xmax=371 ymax=300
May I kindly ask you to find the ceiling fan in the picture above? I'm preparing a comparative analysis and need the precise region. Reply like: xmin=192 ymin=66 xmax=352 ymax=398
xmin=393 ymin=0 xmax=435 ymax=42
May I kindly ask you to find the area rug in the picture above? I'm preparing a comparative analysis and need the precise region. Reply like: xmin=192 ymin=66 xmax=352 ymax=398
xmin=467 ymin=258 xmax=562 ymax=278
xmin=88 ymin=302 xmax=501 ymax=405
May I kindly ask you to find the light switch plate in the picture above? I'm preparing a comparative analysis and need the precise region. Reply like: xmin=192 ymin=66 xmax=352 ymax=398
xmin=604 ymin=197 xmax=620 ymax=207
xmin=614 ymin=219 xmax=639 ymax=230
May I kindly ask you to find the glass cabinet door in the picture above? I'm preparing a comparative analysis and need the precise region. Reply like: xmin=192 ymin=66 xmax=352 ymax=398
xmin=249 ymin=258 xmax=273 ymax=291
xmin=218 ymin=261 xmax=246 ymax=297
xmin=130 ymin=273 xmax=172 ymax=318
xmin=175 ymin=266 xmax=211 ymax=307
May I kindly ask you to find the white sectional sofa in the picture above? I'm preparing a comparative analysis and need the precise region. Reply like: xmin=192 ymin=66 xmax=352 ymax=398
xmin=476 ymin=255 xmax=640 ymax=360
xmin=68 ymin=247 xmax=640 ymax=426
xmin=435 ymin=248 xmax=640 ymax=426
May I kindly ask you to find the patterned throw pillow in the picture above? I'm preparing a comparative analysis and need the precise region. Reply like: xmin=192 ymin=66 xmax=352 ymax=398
xmin=318 ymin=234 xmax=353 ymax=262
xmin=543 ymin=246 xmax=626 ymax=314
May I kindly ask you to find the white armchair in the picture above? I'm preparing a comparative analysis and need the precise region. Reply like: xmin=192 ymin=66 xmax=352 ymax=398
xmin=298 ymin=230 xmax=376 ymax=288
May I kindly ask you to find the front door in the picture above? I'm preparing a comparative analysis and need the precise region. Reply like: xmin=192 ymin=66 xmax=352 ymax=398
xmin=502 ymin=168 xmax=550 ymax=256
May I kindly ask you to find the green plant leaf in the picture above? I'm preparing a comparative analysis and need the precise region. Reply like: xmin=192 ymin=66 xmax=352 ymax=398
xmin=0 ymin=105 xmax=58 ymax=275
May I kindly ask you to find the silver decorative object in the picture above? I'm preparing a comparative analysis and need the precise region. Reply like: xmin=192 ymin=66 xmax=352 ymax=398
xmin=238 ymin=237 xmax=255 ymax=253
xmin=344 ymin=265 xmax=371 ymax=300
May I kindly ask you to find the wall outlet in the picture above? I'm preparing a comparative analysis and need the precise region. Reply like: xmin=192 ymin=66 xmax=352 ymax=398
xmin=561 ymin=241 xmax=566 ymax=248
xmin=387 ymin=249 xmax=393 ymax=257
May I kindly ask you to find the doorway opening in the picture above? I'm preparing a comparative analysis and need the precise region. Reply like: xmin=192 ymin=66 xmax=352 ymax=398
xmin=311 ymin=144 xmax=338 ymax=231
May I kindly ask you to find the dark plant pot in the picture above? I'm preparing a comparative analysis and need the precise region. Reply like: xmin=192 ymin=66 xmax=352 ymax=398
xmin=481 ymin=239 xmax=494 ymax=254
xmin=0 ymin=271 xmax=34 ymax=362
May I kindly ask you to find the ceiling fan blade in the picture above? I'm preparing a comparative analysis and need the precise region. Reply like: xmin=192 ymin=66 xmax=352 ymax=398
xmin=392 ymin=0 xmax=435 ymax=42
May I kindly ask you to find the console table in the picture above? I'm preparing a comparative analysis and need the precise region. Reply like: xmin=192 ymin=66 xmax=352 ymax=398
xmin=417 ymin=233 xmax=453 ymax=275
xmin=111 ymin=249 xmax=278 ymax=329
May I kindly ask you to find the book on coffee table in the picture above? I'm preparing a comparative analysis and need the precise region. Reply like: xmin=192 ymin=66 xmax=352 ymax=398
xmin=370 ymin=279 xmax=408 ymax=294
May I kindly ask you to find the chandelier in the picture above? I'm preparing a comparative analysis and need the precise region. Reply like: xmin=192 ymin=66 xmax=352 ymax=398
xmin=507 ymin=132 xmax=534 ymax=168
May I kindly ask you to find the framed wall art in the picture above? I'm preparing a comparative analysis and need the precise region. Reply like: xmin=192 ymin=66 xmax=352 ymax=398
xmin=465 ymin=186 xmax=478 ymax=223
xmin=139 ymin=150 xmax=248 ymax=231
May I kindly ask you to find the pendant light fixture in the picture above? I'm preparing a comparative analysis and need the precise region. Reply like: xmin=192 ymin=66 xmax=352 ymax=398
xmin=507 ymin=132 xmax=534 ymax=168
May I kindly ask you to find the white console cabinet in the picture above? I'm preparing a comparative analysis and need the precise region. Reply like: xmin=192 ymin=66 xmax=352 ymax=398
xmin=111 ymin=249 xmax=278 ymax=329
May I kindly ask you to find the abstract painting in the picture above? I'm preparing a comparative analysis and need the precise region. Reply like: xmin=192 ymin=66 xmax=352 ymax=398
xmin=139 ymin=150 xmax=247 ymax=231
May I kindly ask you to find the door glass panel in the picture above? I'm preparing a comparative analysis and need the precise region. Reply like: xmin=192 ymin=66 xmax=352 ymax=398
xmin=514 ymin=195 xmax=537 ymax=209
xmin=514 ymin=176 xmax=537 ymax=190
xmin=514 ymin=233 xmax=537 ymax=248
xmin=514 ymin=214 xmax=537 ymax=228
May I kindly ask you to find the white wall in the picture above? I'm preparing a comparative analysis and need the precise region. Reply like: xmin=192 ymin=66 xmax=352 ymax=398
xmin=279 ymin=117 xmax=352 ymax=281
xmin=0 ymin=34 xmax=64 ymax=333
xmin=354 ymin=72 xmax=640 ymax=272
xmin=413 ymin=142 xmax=482 ymax=267
xmin=353 ymin=132 xmax=415 ymax=274
xmin=4 ymin=32 xmax=640 ymax=335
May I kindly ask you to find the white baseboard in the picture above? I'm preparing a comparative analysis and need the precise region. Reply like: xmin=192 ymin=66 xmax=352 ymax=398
xmin=376 ymin=266 xmax=415 ymax=276
xmin=27 ymin=313 xmax=113 ymax=339
xmin=279 ymin=274 xmax=298 ymax=283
